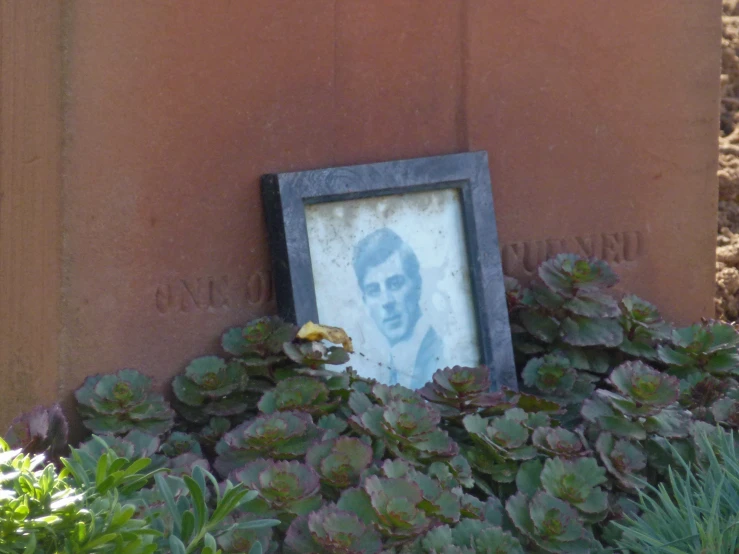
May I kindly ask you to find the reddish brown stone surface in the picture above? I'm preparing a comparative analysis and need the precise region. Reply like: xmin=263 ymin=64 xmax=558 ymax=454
xmin=469 ymin=1 xmax=720 ymax=319
xmin=0 ymin=1 xmax=722 ymax=427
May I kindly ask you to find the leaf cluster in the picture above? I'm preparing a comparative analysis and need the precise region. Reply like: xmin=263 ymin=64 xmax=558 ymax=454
xmin=616 ymin=427 xmax=739 ymax=553
xmin=5 ymin=254 xmax=739 ymax=552
xmin=75 ymin=369 xmax=175 ymax=436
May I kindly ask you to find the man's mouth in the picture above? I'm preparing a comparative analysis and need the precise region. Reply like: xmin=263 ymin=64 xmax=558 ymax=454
xmin=384 ymin=314 xmax=402 ymax=327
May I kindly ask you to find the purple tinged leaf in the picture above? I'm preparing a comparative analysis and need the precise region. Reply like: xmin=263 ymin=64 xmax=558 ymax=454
xmin=560 ymin=316 xmax=623 ymax=347
xmin=538 ymin=254 xmax=619 ymax=296
xmin=608 ymin=361 xmax=679 ymax=408
xmin=563 ymin=290 xmax=620 ymax=318
xmin=285 ymin=506 xmax=383 ymax=554
xmin=595 ymin=433 xmax=647 ymax=490
xmin=520 ymin=310 xmax=561 ymax=344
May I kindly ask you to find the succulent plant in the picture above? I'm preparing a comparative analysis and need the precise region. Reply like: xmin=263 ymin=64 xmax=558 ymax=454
xmin=581 ymin=361 xmax=691 ymax=440
xmin=710 ymin=397 xmax=739 ymax=428
xmin=159 ymin=431 xmax=202 ymax=458
xmin=531 ymin=427 xmax=588 ymax=459
xmin=316 ymin=413 xmax=349 ymax=438
xmin=305 ymin=436 xmax=374 ymax=491
xmin=221 ymin=316 xmax=297 ymax=359
xmin=521 ymin=355 xmax=597 ymax=406
xmin=506 ymin=491 xmax=597 ymax=553
xmin=539 ymin=254 xmax=620 ymax=296
xmin=77 ymin=429 xmax=162 ymax=460
xmin=57 ymin=270 xmax=734 ymax=553
xmin=75 ymin=368 xmax=175 ymax=435
xmin=375 ymin=459 xmax=463 ymax=524
xmin=73 ymin=430 xmax=168 ymax=478
xmin=258 ymin=376 xmax=339 ymax=416
xmin=427 ymin=455 xmax=475 ymax=490
xmin=462 ymin=409 xmax=545 ymax=484
xmin=282 ymin=341 xmax=350 ymax=369
xmin=197 ymin=416 xmax=231 ymax=447
xmin=679 ymin=374 xmax=732 ymax=419
xmin=617 ymin=295 xmax=672 ymax=360
xmin=284 ymin=505 xmax=383 ymax=554
xmin=3 ymin=403 xmax=68 ymax=460
xmin=412 ymin=519 xmax=524 ymax=554
xmin=607 ymin=361 xmax=680 ymax=415
xmin=595 ymin=433 xmax=647 ymax=490
xmin=505 ymin=255 xmax=648 ymax=405
xmin=172 ymin=356 xmax=253 ymax=423
xmin=216 ymin=513 xmax=277 ymax=554
xmin=539 ymin=457 xmax=608 ymax=517
xmin=175 ymin=319 xmax=358 ymax=429
xmin=337 ymin=476 xmax=437 ymax=544
xmin=519 ymin=255 xmax=623 ymax=347
xmin=165 ymin=452 xmax=211 ymax=477
xmin=349 ymin=389 xmax=459 ymax=464
xmin=457 ymin=493 xmax=501 ymax=522
xmin=419 ymin=366 xmax=512 ymax=419
xmin=229 ymin=459 xmax=322 ymax=521
xmin=214 ymin=411 xmax=323 ymax=476
xmin=367 ymin=382 xmax=426 ymax=406
xmin=657 ymin=321 xmax=739 ymax=378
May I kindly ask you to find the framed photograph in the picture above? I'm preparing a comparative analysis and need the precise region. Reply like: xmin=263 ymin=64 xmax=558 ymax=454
xmin=261 ymin=152 xmax=517 ymax=391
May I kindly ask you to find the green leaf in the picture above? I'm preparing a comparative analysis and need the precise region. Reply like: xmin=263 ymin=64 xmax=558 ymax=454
xmin=192 ymin=464 xmax=207 ymax=496
xmin=643 ymin=408 xmax=692 ymax=438
xmin=22 ymin=534 xmax=37 ymax=554
xmin=656 ymin=345 xmax=694 ymax=367
xmin=211 ymin=487 xmax=250 ymax=527
xmin=184 ymin=475 xmax=207 ymax=535
xmin=234 ymin=518 xmax=281 ymax=530
xmin=155 ymin=473 xmax=182 ymax=536
xmin=122 ymin=457 xmax=152 ymax=477
xmin=520 ymin=311 xmax=560 ymax=343
xmin=203 ymin=532 xmax=217 ymax=552
xmin=530 ymin=282 xmax=566 ymax=310
xmin=95 ymin=451 xmax=110 ymax=488
xmin=181 ymin=510 xmax=195 ymax=545
xmin=516 ymin=459 xmax=543 ymax=496
xmin=561 ymin=316 xmax=623 ymax=347
xmin=222 ymin=326 xmax=249 ymax=356
xmin=564 ymin=290 xmax=620 ymax=318
xmin=705 ymin=350 xmax=739 ymax=375
xmin=539 ymin=254 xmax=619 ymax=295
xmin=169 ymin=535 xmax=187 ymax=554
xmin=110 ymin=504 xmax=135 ymax=528
xmin=599 ymin=416 xmax=647 ymax=440
xmin=337 ymin=488 xmax=379 ymax=524
xmin=172 ymin=376 xmax=206 ymax=407
xmin=83 ymin=533 xmax=119 ymax=549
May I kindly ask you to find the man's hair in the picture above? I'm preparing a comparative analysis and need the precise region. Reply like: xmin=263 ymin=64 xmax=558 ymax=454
xmin=352 ymin=228 xmax=421 ymax=291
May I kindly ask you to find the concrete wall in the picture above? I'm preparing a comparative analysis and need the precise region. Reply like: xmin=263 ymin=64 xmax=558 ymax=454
xmin=0 ymin=0 xmax=721 ymax=428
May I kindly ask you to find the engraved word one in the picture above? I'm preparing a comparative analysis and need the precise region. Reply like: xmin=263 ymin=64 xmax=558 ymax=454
xmin=501 ymin=230 xmax=645 ymax=276
xmin=155 ymin=270 xmax=273 ymax=314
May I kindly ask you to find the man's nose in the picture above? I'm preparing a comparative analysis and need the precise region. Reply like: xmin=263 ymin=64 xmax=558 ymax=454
xmin=380 ymin=288 xmax=395 ymax=310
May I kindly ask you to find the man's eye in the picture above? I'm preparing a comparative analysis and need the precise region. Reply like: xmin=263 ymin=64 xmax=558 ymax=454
xmin=387 ymin=275 xmax=406 ymax=291
xmin=365 ymin=283 xmax=380 ymax=297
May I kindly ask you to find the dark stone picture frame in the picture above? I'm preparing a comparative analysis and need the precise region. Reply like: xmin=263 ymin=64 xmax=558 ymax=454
xmin=261 ymin=152 xmax=517 ymax=391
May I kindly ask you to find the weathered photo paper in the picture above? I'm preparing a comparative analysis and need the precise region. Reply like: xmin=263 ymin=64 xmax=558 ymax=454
xmin=305 ymin=188 xmax=480 ymax=388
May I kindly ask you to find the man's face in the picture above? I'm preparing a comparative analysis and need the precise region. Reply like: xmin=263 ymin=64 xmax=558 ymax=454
xmin=361 ymin=251 xmax=419 ymax=345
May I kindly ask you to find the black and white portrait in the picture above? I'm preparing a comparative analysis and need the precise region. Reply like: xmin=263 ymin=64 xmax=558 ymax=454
xmin=305 ymin=188 xmax=481 ymax=388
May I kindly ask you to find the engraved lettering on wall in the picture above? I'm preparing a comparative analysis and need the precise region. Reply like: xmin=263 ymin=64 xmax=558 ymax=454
xmin=501 ymin=230 xmax=644 ymax=276
xmin=155 ymin=271 xmax=273 ymax=314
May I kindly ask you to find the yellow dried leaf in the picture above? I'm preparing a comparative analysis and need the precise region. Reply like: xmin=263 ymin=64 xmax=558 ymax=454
xmin=297 ymin=321 xmax=354 ymax=353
